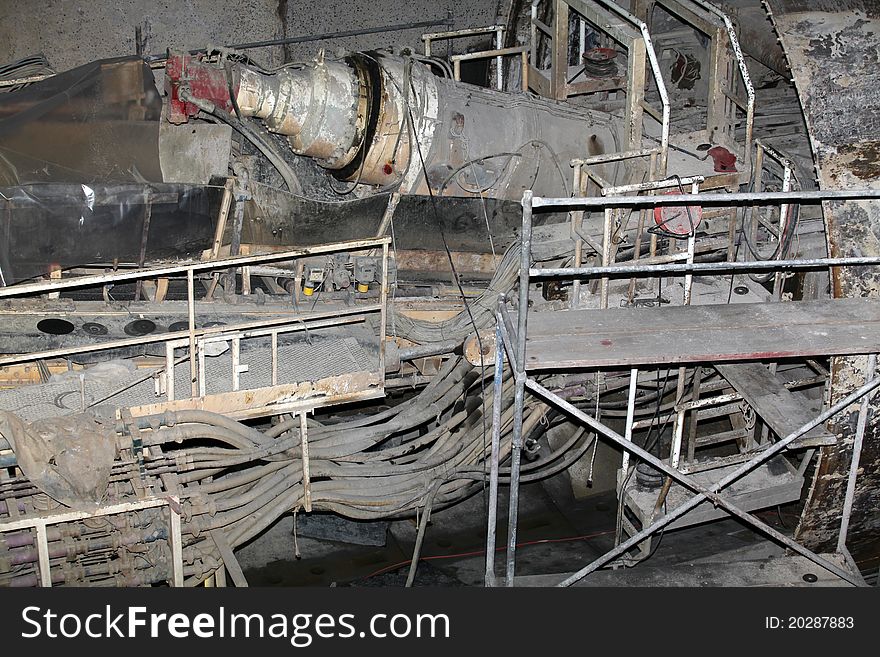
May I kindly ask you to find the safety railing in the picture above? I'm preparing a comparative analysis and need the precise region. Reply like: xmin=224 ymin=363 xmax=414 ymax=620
xmin=0 ymin=237 xmax=390 ymax=420
xmin=449 ymin=46 xmax=531 ymax=92
xmin=423 ymin=25 xmax=510 ymax=90
xmin=530 ymin=0 xmax=670 ymax=172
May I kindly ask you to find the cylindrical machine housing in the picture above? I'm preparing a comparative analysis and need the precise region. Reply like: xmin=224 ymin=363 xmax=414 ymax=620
xmin=169 ymin=51 xmax=623 ymax=200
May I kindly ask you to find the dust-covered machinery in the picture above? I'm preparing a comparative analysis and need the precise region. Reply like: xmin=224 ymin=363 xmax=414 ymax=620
xmin=165 ymin=50 xmax=620 ymax=199
xmin=2 ymin=0 xmax=868 ymax=589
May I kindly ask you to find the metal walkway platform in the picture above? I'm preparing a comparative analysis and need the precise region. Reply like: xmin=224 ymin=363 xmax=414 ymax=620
xmin=0 ymin=336 xmax=377 ymax=422
xmin=523 ymin=298 xmax=880 ymax=370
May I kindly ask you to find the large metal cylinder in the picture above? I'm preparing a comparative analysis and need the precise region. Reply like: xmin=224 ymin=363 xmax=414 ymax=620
xmin=170 ymin=51 xmax=622 ymax=200
xmin=236 ymin=56 xmax=366 ymax=169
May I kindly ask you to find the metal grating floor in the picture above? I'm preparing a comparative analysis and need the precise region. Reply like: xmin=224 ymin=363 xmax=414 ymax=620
xmin=0 ymin=336 xmax=376 ymax=422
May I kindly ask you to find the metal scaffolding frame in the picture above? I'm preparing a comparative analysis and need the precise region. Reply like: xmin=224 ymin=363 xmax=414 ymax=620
xmin=485 ymin=186 xmax=880 ymax=587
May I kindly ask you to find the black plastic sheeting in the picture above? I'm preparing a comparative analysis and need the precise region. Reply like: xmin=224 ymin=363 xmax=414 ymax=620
xmin=0 ymin=183 xmax=221 ymax=285
xmin=0 ymin=56 xmax=221 ymax=285
xmin=0 ymin=56 xmax=163 ymax=185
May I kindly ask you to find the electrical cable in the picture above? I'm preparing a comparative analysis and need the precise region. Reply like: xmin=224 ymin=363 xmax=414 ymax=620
xmin=401 ymin=55 xmax=493 ymax=559
xmin=360 ymin=528 xmax=615 ymax=582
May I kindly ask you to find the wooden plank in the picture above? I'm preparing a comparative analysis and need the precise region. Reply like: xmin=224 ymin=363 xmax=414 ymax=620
xmin=127 ymin=372 xmax=382 ymax=420
xmin=622 ymin=456 xmax=802 ymax=532
xmin=524 ymin=298 xmax=880 ymax=370
xmin=527 ymin=65 xmax=551 ymax=97
xmin=694 ymin=427 xmax=749 ymax=449
xmin=715 ymin=363 xmax=834 ymax=443
xmin=550 ymin=0 xmax=569 ymax=100
xmin=566 ymin=76 xmax=627 ymax=96
xmin=626 ymin=39 xmax=647 ymax=152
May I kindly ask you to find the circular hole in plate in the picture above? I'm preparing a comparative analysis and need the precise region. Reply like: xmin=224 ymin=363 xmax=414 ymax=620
xmin=82 ymin=322 xmax=108 ymax=335
xmin=124 ymin=319 xmax=157 ymax=336
xmin=37 ymin=318 xmax=75 ymax=335
xmin=696 ymin=143 xmax=712 ymax=151
xmin=733 ymin=285 xmax=749 ymax=296
xmin=802 ymin=572 xmax=818 ymax=583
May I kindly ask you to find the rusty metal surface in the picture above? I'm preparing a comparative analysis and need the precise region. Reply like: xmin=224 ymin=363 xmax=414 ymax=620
xmin=767 ymin=0 xmax=880 ymax=568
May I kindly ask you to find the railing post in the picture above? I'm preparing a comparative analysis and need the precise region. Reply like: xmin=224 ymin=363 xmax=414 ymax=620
xmin=485 ymin=316 xmax=506 ymax=586
xmin=504 ymin=190 xmax=534 ymax=586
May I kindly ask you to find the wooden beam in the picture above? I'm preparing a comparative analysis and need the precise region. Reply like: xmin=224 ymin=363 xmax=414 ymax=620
xmin=523 ymin=299 xmax=880 ymax=370
xmin=716 ymin=363 xmax=835 ymax=443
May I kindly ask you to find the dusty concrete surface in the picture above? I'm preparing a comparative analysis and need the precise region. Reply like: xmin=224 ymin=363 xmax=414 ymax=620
xmin=0 ymin=0 xmax=282 ymax=69
xmin=0 ymin=0 xmax=501 ymax=72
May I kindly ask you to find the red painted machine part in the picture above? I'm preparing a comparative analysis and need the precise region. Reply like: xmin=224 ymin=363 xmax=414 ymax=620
xmin=653 ymin=191 xmax=703 ymax=236
xmin=165 ymin=53 xmax=237 ymax=124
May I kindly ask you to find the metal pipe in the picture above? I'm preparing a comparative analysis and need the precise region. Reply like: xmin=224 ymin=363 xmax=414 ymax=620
xmin=379 ymin=241 xmax=389 ymax=378
xmin=531 ymin=255 xmax=880 ymax=279
xmin=497 ymin=301 xmax=521 ymax=374
xmin=530 ymin=1 xmax=540 ymax=69
xmin=619 ymin=368 xmax=639 ymax=482
xmin=187 ymin=269 xmax=197 ymax=398
xmin=527 ymin=375 xmax=880 ymax=586
xmin=495 ymin=26 xmax=504 ymax=91
xmin=838 ymin=353 xmax=877 ymax=553
xmin=602 ymin=175 xmax=704 ymax=196
xmin=422 ymin=24 xmax=505 ymax=41
xmin=571 ymin=147 xmax=658 ymax=166
xmin=449 ymin=45 xmax=530 ymax=63
xmin=532 ymin=188 xmax=880 ymax=208
xmin=485 ymin=320 xmax=505 ymax=586
xmin=600 ymin=207 xmax=613 ymax=307
xmin=227 ymin=17 xmax=455 ymax=50
xmin=571 ymin=163 xmax=584 ymax=305
xmin=755 ymin=138 xmax=795 ymax=172
xmin=398 ymin=339 xmax=462 ymax=361
xmin=504 ymin=190 xmax=535 ymax=586
xmin=671 ymin=197 xmax=696 ymax=468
